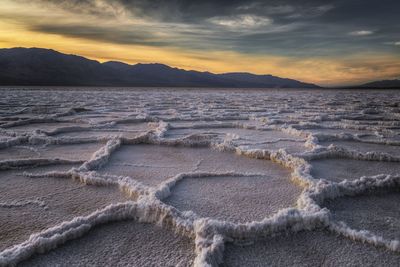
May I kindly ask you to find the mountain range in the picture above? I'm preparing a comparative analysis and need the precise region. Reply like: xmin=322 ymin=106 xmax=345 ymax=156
xmin=353 ymin=79 xmax=400 ymax=89
xmin=0 ymin=47 xmax=398 ymax=88
xmin=0 ymin=47 xmax=319 ymax=88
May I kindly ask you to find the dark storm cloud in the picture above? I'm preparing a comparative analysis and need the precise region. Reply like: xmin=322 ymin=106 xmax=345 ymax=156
xmin=15 ymin=0 xmax=400 ymax=56
xmin=30 ymin=24 xmax=170 ymax=47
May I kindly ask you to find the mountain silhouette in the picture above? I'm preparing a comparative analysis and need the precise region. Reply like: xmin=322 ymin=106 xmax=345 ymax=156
xmin=354 ymin=79 xmax=400 ymax=89
xmin=0 ymin=47 xmax=320 ymax=88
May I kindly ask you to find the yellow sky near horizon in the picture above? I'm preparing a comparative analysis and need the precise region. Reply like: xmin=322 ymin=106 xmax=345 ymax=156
xmin=1 ymin=1 xmax=399 ymax=86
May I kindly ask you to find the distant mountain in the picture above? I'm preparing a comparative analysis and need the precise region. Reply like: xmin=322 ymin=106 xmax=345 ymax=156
xmin=353 ymin=79 xmax=400 ymax=89
xmin=0 ymin=47 xmax=319 ymax=88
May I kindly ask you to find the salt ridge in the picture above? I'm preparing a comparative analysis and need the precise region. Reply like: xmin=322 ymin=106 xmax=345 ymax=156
xmin=0 ymin=89 xmax=399 ymax=266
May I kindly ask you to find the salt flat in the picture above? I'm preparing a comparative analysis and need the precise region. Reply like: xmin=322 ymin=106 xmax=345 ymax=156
xmin=0 ymin=88 xmax=399 ymax=266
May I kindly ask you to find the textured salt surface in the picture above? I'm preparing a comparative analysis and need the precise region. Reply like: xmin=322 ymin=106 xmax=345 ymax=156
xmin=99 ymin=144 xmax=291 ymax=187
xmin=55 ymin=122 xmax=155 ymax=139
xmin=306 ymin=127 xmax=376 ymax=136
xmin=244 ymin=140 xmax=307 ymax=154
xmin=5 ymin=122 xmax=86 ymax=133
xmin=20 ymin=220 xmax=195 ymax=267
xmin=165 ymin=127 xmax=307 ymax=153
xmin=324 ymin=191 xmax=400 ymax=240
xmin=0 ymin=165 xmax=128 ymax=251
xmin=0 ymin=143 xmax=103 ymax=161
xmin=1 ymin=88 xmax=400 ymax=266
xmin=222 ymin=230 xmax=400 ymax=266
xmin=311 ymin=159 xmax=400 ymax=182
xmin=320 ymin=140 xmax=400 ymax=157
xmin=164 ymin=174 xmax=300 ymax=223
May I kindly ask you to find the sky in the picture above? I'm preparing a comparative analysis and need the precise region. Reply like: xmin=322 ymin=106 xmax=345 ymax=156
xmin=0 ymin=0 xmax=399 ymax=86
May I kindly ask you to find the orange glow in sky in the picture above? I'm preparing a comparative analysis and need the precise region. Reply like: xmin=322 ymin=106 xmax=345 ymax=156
xmin=1 ymin=0 xmax=399 ymax=86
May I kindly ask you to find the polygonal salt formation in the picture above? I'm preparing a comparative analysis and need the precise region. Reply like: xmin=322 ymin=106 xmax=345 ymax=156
xmin=164 ymin=174 xmax=301 ymax=223
xmin=19 ymin=220 xmax=195 ymax=267
xmin=54 ymin=122 xmax=156 ymax=139
xmin=222 ymin=230 xmax=400 ymax=266
xmin=310 ymin=158 xmax=400 ymax=182
xmin=98 ymin=144 xmax=299 ymax=189
xmin=5 ymin=122 xmax=87 ymax=133
xmin=319 ymin=140 xmax=400 ymax=157
xmin=0 ymin=165 xmax=128 ymax=251
xmin=166 ymin=126 xmax=307 ymax=154
xmin=324 ymin=190 xmax=400 ymax=241
xmin=0 ymin=143 xmax=104 ymax=162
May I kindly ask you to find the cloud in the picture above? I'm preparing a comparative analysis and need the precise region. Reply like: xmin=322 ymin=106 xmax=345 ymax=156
xmin=349 ymin=30 xmax=374 ymax=36
xmin=237 ymin=4 xmax=295 ymax=14
xmin=384 ymin=41 xmax=400 ymax=46
xmin=29 ymin=24 xmax=171 ymax=46
xmin=208 ymin=14 xmax=272 ymax=30
xmin=16 ymin=0 xmax=130 ymax=19
xmin=2 ymin=0 xmax=397 ymax=56
xmin=284 ymin=4 xmax=334 ymax=19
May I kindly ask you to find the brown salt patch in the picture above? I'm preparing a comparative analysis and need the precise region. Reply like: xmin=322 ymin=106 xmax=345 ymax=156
xmin=320 ymin=140 xmax=400 ymax=157
xmin=0 ymin=165 xmax=128 ymax=250
xmin=223 ymin=230 xmax=400 ymax=266
xmin=310 ymin=158 xmax=400 ymax=182
xmin=164 ymin=174 xmax=300 ymax=223
xmin=99 ymin=144 xmax=295 ymax=188
xmin=20 ymin=220 xmax=195 ymax=267
xmin=0 ymin=143 xmax=103 ymax=161
xmin=7 ymin=122 xmax=86 ymax=133
xmin=323 ymin=190 xmax=400 ymax=240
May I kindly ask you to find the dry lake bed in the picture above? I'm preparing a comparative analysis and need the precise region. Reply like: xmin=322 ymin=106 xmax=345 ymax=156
xmin=0 ymin=88 xmax=399 ymax=266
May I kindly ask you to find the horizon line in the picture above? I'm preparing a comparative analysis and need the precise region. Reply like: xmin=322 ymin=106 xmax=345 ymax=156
xmin=1 ymin=46 xmax=399 ymax=88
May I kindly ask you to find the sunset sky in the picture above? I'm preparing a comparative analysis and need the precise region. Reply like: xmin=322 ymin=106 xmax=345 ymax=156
xmin=0 ymin=0 xmax=399 ymax=86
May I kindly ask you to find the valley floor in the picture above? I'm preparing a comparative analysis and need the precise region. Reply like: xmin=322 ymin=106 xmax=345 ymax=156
xmin=0 ymin=88 xmax=399 ymax=266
